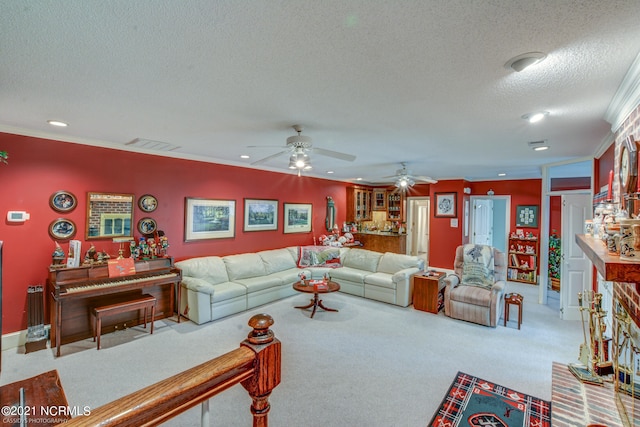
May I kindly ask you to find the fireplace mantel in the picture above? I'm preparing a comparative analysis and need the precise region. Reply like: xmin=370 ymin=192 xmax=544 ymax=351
xmin=576 ymin=234 xmax=640 ymax=283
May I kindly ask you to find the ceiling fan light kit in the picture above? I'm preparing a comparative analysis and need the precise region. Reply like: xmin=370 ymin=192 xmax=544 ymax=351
xmin=250 ymin=124 xmax=355 ymax=174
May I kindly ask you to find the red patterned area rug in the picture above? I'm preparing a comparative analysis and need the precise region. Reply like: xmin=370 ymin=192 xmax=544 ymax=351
xmin=428 ymin=372 xmax=551 ymax=427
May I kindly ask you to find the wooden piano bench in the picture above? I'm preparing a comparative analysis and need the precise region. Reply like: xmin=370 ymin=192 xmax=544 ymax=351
xmin=92 ymin=294 xmax=156 ymax=350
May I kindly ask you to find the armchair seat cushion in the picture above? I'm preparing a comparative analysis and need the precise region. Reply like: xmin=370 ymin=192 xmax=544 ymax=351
xmin=448 ymin=284 xmax=493 ymax=307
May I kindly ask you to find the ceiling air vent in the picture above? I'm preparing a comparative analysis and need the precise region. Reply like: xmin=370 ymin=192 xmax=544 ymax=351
xmin=126 ymin=138 xmax=180 ymax=151
xmin=527 ymin=140 xmax=549 ymax=151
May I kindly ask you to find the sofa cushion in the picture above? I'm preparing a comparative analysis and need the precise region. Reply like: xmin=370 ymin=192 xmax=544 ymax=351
xmin=223 ymin=253 xmax=266 ymax=280
xmin=176 ymin=256 xmax=229 ymax=285
xmin=181 ymin=278 xmax=246 ymax=302
xmin=330 ymin=266 xmax=371 ymax=284
xmin=342 ymin=249 xmax=381 ymax=272
xmin=364 ymin=272 xmax=395 ymax=289
xmin=258 ymin=248 xmax=297 ymax=274
xmin=298 ymin=246 xmax=342 ymax=268
xmin=377 ymin=252 xmax=422 ymax=274
xmin=235 ymin=275 xmax=284 ymax=293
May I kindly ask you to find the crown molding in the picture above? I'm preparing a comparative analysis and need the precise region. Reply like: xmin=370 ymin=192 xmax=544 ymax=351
xmin=604 ymin=51 xmax=640 ymax=131
xmin=593 ymin=130 xmax=615 ymax=158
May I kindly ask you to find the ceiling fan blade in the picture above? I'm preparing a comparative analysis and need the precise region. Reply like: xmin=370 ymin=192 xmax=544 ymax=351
xmin=312 ymin=147 xmax=356 ymax=162
xmin=250 ymin=150 xmax=288 ymax=165
xmin=415 ymin=176 xmax=438 ymax=184
xmin=247 ymin=145 xmax=286 ymax=148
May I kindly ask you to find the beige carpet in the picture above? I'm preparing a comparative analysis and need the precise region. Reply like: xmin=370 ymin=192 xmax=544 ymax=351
xmin=1 ymin=282 xmax=581 ymax=426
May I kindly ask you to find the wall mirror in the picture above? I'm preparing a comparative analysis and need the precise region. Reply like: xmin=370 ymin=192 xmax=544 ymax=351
xmin=86 ymin=192 xmax=134 ymax=240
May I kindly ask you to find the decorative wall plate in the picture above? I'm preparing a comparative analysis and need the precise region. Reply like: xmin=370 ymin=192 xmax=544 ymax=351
xmin=138 ymin=194 xmax=158 ymax=212
xmin=138 ymin=217 xmax=157 ymax=235
xmin=50 ymin=190 xmax=77 ymax=213
xmin=49 ymin=218 xmax=76 ymax=240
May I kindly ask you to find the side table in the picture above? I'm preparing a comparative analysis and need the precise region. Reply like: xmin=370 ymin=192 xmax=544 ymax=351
xmin=412 ymin=271 xmax=445 ymax=313
xmin=504 ymin=293 xmax=523 ymax=329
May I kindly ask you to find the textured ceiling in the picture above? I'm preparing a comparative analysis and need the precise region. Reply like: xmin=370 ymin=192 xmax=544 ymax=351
xmin=2 ymin=1 xmax=640 ymax=183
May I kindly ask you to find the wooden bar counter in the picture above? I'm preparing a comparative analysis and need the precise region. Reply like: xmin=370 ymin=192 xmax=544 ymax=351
xmin=354 ymin=232 xmax=406 ymax=254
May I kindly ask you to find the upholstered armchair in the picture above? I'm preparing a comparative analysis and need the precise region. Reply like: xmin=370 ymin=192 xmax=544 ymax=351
xmin=443 ymin=244 xmax=507 ymax=327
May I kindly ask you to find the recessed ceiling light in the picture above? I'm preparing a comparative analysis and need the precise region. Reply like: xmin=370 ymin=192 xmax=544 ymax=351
xmin=504 ymin=52 xmax=547 ymax=72
xmin=47 ymin=120 xmax=68 ymax=127
xmin=534 ymin=146 xmax=549 ymax=151
xmin=498 ymin=173 xmax=506 ymax=177
xmin=240 ymin=155 xmax=250 ymax=159
xmin=356 ymin=177 xmax=362 ymax=181
xmin=522 ymin=111 xmax=549 ymax=123
xmin=327 ymin=170 xmax=334 ymax=174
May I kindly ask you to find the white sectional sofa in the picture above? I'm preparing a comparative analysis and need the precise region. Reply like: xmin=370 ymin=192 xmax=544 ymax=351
xmin=176 ymin=246 xmax=424 ymax=324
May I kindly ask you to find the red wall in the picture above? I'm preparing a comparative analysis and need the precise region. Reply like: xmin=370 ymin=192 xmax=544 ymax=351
xmin=0 ymin=132 xmax=351 ymax=334
xmin=427 ymin=180 xmax=466 ymax=269
xmin=423 ymin=179 xmax=543 ymax=270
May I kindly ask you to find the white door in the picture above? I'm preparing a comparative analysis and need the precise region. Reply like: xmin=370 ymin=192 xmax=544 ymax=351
xmin=560 ymin=194 xmax=592 ymax=320
xmin=407 ymin=198 xmax=429 ymax=264
xmin=472 ymin=199 xmax=493 ymax=246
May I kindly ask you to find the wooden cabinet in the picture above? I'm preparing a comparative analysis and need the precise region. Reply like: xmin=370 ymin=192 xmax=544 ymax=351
xmin=373 ymin=189 xmax=386 ymax=211
xmin=412 ymin=272 xmax=445 ymax=313
xmin=355 ymin=232 xmax=406 ymax=253
xmin=507 ymin=235 xmax=538 ymax=284
xmin=347 ymin=187 xmax=372 ymax=222
xmin=386 ymin=193 xmax=403 ymax=221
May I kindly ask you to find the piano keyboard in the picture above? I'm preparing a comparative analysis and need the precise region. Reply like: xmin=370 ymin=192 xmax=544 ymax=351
xmin=65 ymin=272 xmax=179 ymax=293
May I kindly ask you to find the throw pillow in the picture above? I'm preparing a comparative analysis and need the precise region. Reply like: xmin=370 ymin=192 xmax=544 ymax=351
xmin=460 ymin=244 xmax=495 ymax=290
xmin=298 ymin=246 xmax=341 ymax=268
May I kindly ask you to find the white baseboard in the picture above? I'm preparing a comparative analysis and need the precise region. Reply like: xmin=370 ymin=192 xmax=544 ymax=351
xmin=2 ymin=325 xmax=51 ymax=351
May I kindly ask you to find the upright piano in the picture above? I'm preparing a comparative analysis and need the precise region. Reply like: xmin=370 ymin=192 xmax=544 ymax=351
xmin=47 ymin=257 xmax=182 ymax=357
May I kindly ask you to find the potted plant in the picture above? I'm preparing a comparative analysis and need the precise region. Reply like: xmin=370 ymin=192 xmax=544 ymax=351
xmin=548 ymin=231 xmax=561 ymax=291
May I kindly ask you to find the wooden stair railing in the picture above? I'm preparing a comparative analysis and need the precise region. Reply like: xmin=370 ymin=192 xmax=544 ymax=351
xmin=62 ymin=313 xmax=281 ymax=427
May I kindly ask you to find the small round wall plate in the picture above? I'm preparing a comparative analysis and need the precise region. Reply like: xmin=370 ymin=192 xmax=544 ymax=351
xmin=49 ymin=218 xmax=76 ymax=241
xmin=50 ymin=190 xmax=77 ymax=213
xmin=138 ymin=217 xmax=157 ymax=235
xmin=138 ymin=194 xmax=158 ymax=212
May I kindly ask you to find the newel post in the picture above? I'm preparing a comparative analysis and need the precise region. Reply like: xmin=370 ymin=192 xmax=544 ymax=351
xmin=241 ymin=313 xmax=281 ymax=427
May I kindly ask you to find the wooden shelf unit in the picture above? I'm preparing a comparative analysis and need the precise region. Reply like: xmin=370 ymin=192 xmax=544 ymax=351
xmin=507 ymin=235 xmax=538 ymax=284
xmin=386 ymin=193 xmax=403 ymax=221
xmin=347 ymin=187 xmax=373 ymax=222
xmin=373 ymin=189 xmax=386 ymax=211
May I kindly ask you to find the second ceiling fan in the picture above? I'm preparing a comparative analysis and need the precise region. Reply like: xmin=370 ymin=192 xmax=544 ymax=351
xmin=383 ymin=163 xmax=438 ymax=190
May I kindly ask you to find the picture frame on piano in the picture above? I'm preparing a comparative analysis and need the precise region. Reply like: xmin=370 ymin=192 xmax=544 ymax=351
xmin=184 ymin=198 xmax=236 ymax=241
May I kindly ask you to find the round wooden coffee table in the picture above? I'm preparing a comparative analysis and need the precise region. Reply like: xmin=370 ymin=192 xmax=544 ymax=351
xmin=293 ymin=280 xmax=340 ymax=318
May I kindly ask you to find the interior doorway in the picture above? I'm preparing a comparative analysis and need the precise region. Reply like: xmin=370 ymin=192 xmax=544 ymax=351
xmin=406 ymin=197 xmax=430 ymax=265
xmin=469 ymin=196 xmax=510 ymax=253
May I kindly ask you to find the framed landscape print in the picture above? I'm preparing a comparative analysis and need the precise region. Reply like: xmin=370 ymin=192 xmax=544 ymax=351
xmin=244 ymin=199 xmax=278 ymax=232
xmin=283 ymin=203 xmax=312 ymax=233
xmin=435 ymin=192 xmax=457 ymax=218
xmin=516 ymin=205 xmax=538 ymax=227
xmin=184 ymin=198 xmax=235 ymax=241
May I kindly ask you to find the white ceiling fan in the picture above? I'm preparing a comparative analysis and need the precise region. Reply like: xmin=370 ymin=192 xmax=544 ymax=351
xmin=382 ymin=162 xmax=438 ymax=190
xmin=250 ymin=125 xmax=356 ymax=175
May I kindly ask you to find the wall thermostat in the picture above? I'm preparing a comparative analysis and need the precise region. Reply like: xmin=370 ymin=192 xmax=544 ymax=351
xmin=7 ymin=211 xmax=30 ymax=222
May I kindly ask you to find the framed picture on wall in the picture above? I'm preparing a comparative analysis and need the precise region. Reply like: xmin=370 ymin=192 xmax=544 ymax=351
xmin=49 ymin=190 xmax=77 ymax=213
xmin=244 ymin=199 xmax=278 ymax=232
xmin=516 ymin=205 xmax=538 ymax=227
xmin=435 ymin=193 xmax=457 ymax=218
xmin=184 ymin=198 xmax=236 ymax=241
xmin=283 ymin=203 xmax=312 ymax=233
